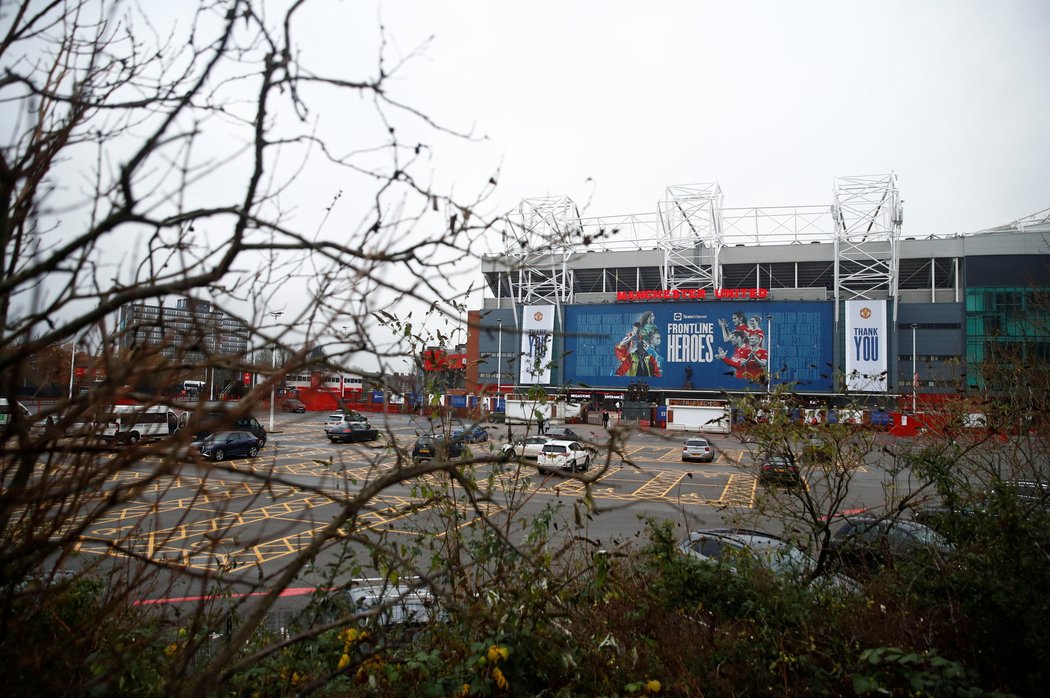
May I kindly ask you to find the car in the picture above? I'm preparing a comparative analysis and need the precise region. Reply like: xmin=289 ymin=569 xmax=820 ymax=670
xmin=281 ymin=398 xmax=306 ymax=413
xmin=192 ymin=430 xmax=262 ymax=461
xmin=323 ymin=410 xmax=369 ymax=433
xmin=758 ymin=454 xmax=801 ymax=485
xmin=328 ymin=422 xmax=379 ymax=443
xmin=451 ymin=425 xmax=489 ymax=443
xmin=183 ymin=405 xmax=268 ymax=447
xmin=800 ymin=435 xmax=832 ymax=464
xmin=681 ymin=437 xmax=714 ymax=462
xmin=536 ymin=440 xmax=592 ymax=473
xmin=679 ymin=528 xmax=858 ymax=594
xmin=543 ymin=426 xmax=581 ymax=440
xmin=500 ymin=435 xmax=551 ymax=461
xmin=828 ymin=515 xmax=953 ymax=570
xmin=411 ymin=434 xmax=468 ymax=464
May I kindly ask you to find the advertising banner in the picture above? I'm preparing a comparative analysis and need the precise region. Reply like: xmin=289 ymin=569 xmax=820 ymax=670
xmin=844 ymin=299 xmax=887 ymax=392
xmin=563 ymin=302 xmax=834 ymax=392
xmin=519 ymin=304 xmax=555 ymax=384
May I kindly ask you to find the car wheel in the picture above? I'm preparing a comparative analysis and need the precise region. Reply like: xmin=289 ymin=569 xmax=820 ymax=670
xmin=248 ymin=446 xmax=259 ymax=458
xmin=128 ymin=432 xmax=140 ymax=444
xmin=213 ymin=449 xmax=226 ymax=461
xmin=257 ymin=437 xmax=266 ymax=448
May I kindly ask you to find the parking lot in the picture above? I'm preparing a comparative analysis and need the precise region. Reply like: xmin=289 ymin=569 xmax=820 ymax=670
xmin=64 ymin=413 xmax=766 ymax=578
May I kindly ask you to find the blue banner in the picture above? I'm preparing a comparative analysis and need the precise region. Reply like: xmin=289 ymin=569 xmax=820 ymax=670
xmin=563 ymin=302 xmax=834 ymax=392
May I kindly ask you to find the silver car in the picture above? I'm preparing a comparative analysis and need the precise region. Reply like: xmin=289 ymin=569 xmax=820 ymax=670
xmin=679 ymin=528 xmax=859 ymax=595
xmin=500 ymin=435 xmax=551 ymax=461
xmin=682 ymin=437 xmax=714 ymax=462
xmin=323 ymin=411 xmax=368 ymax=433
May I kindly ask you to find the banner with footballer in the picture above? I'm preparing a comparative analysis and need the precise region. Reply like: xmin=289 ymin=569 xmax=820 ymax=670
xmin=562 ymin=301 xmax=834 ymax=392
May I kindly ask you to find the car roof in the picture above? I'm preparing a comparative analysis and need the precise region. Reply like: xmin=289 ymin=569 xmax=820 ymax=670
xmin=685 ymin=438 xmax=710 ymax=444
xmin=687 ymin=529 xmax=788 ymax=549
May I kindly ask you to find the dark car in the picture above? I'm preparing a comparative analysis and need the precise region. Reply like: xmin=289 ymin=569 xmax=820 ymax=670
xmin=828 ymin=515 xmax=953 ymax=569
xmin=184 ymin=403 xmax=268 ymax=447
xmin=193 ymin=430 xmax=262 ymax=461
xmin=452 ymin=425 xmax=489 ymax=443
xmin=544 ymin=426 xmax=580 ymax=440
xmin=281 ymin=399 xmax=306 ymax=413
xmin=758 ymin=454 xmax=801 ymax=485
xmin=329 ymin=422 xmax=379 ymax=444
xmin=411 ymin=434 xmax=467 ymax=464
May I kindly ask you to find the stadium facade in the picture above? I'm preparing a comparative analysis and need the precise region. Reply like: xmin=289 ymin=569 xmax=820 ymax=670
xmin=465 ymin=174 xmax=1050 ymax=409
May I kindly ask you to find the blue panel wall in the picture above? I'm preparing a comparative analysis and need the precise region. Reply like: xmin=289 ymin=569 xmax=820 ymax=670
xmin=563 ymin=302 xmax=835 ymax=392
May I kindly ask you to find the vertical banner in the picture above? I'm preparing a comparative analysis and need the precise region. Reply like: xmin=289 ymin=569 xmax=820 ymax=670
xmin=519 ymin=304 xmax=554 ymax=384
xmin=845 ymin=300 xmax=887 ymax=392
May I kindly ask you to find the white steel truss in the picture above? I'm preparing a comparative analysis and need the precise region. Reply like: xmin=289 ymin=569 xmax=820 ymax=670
xmin=657 ymin=183 xmax=723 ymax=291
xmin=503 ymin=196 xmax=582 ymax=307
xmin=832 ymin=174 xmax=903 ymax=310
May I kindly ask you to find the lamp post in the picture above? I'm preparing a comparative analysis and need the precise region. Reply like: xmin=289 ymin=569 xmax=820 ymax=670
xmin=766 ymin=314 xmax=773 ymax=396
xmin=68 ymin=337 xmax=77 ymax=400
xmin=911 ymin=323 xmax=918 ymax=414
xmin=269 ymin=311 xmax=283 ymax=431
xmin=496 ymin=319 xmax=503 ymax=394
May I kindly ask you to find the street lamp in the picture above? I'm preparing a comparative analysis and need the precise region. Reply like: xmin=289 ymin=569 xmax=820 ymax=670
xmin=766 ymin=314 xmax=773 ymax=395
xmin=68 ymin=337 xmax=77 ymax=400
xmin=911 ymin=323 xmax=918 ymax=414
xmin=496 ymin=319 xmax=503 ymax=394
xmin=269 ymin=311 xmax=283 ymax=431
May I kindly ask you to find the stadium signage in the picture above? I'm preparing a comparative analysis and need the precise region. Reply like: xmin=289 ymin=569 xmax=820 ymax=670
xmin=615 ymin=287 xmax=769 ymax=302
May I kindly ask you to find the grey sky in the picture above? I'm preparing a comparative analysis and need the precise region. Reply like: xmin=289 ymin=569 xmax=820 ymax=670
xmin=356 ymin=0 xmax=1050 ymax=237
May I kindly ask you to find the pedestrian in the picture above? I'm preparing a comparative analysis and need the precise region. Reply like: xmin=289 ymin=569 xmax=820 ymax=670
xmin=537 ymin=413 xmax=545 ymax=434
xmin=602 ymin=410 xmax=610 ymax=429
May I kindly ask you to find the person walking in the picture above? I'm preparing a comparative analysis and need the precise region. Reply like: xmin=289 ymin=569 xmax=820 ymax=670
xmin=537 ymin=413 xmax=546 ymax=434
xmin=602 ymin=410 xmax=610 ymax=429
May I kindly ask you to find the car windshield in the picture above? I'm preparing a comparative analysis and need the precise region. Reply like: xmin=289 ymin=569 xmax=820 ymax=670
xmin=542 ymin=445 xmax=567 ymax=455
xmin=687 ymin=440 xmax=708 ymax=447
xmin=750 ymin=545 xmax=814 ymax=575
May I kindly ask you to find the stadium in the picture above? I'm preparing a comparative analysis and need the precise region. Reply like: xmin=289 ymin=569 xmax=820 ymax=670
xmin=464 ymin=173 xmax=1050 ymax=421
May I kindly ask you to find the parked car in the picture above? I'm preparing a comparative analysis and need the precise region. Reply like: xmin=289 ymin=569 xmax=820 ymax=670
xmin=828 ymin=515 xmax=953 ymax=570
xmin=411 ymin=434 xmax=467 ymax=463
xmin=800 ymin=435 xmax=833 ymax=464
xmin=536 ymin=440 xmax=592 ymax=473
xmin=323 ymin=410 xmax=369 ymax=433
xmin=544 ymin=426 xmax=581 ymax=440
xmin=500 ymin=435 xmax=551 ymax=461
xmin=679 ymin=528 xmax=857 ymax=594
xmin=758 ymin=454 xmax=801 ymax=485
xmin=452 ymin=425 xmax=489 ymax=443
xmin=328 ymin=422 xmax=379 ymax=444
xmin=281 ymin=398 xmax=306 ymax=413
xmin=183 ymin=403 xmax=268 ymax=446
xmin=192 ymin=430 xmax=262 ymax=461
xmin=681 ymin=437 xmax=714 ymax=462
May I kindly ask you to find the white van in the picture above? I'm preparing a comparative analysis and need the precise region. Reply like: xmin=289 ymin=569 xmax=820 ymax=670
xmin=0 ymin=398 xmax=32 ymax=430
xmin=97 ymin=405 xmax=182 ymax=443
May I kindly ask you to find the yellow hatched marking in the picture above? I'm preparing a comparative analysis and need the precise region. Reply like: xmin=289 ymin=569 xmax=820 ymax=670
xmin=720 ymin=474 xmax=757 ymax=508
xmin=631 ymin=471 xmax=687 ymax=498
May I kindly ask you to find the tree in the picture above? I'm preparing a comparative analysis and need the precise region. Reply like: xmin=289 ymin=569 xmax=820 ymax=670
xmin=0 ymin=2 xmax=500 ymax=694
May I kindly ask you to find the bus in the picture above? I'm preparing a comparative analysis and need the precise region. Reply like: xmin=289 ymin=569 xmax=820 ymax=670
xmin=97 ymin=405 xmax=182 ymax=443
xmin=184 ymin=380 xmax=206 ymax=397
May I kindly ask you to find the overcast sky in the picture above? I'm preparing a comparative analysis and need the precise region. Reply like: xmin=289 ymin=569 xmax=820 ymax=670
xmin=343 ymin=0 xmax=1049 ymax=239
